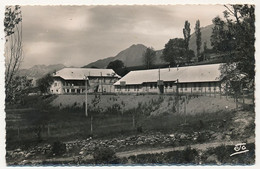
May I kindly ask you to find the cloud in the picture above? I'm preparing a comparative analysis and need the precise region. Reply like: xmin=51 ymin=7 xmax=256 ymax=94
xmin=20 ymin=5 xmax=226 ymax=68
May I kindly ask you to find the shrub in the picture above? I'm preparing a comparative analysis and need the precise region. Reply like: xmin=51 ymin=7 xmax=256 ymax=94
xmin=93 ymin=147 xmax=118 ymax=164
xmin=52 ymin=141 xmax=66 ymax=156
xmin=136 ymin=126 xmax=143 ymax=133
xmin=183 ymin=147 xmax=198 ymax=163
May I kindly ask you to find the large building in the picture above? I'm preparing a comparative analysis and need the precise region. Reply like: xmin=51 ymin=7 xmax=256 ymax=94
xmin=113 ymin=64 xmax=223 ymax=94
xmin=50 ymin=68 xmax=120 ymax=94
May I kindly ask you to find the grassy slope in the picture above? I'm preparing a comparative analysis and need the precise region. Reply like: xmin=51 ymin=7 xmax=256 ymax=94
xmin=5 ymin=94 xmax=255 ymax=165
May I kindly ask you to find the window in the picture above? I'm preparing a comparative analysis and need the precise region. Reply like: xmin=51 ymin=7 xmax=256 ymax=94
xmin=137 ymin=86 xmax=139 ymax=91
xmin=194 ymin=83 xmax=197 ymax=90
xmin=198 ymin=83 xmax=202 ymax=90
xmin=169 ymin=83 xmax=173 ymax=88
xmin=185 ymin=83 xmax=187 ymax=91
xmin=208 ymin=83 xmax=211 ymax=90
xmin=71 ymin=89 xmax=75 ymax=93
xmin=180 ymin=84 xmax=183 ymax=91
xmin=165 ymin=83 xmax=168 ymax=88
xmin=154 ymin=84 xmax=157 ymax=88
xmin=214 ymin=82 xmax=217 ymax=90
xmin=128 ymin=86 xmax=130 ymax=91
xmin=150 ymin=84 xmax=153 ymax=89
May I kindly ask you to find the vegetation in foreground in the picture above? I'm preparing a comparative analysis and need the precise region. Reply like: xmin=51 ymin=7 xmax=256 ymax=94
xmin=5 ymin=93 xmax=255 ymax=165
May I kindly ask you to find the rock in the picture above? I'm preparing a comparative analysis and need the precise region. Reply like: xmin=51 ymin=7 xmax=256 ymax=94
xmin=206 ymin=155 xmax=220 ymax=164
xmin=137 ymin=141 xmax=143 ymax=145
xmin=79 ymin=151 xmax=84 ymax=155
xmin=180 ymin=134 xmax=187 ymax=139
xmin=225 ymin=135 xmax=231 ymax=140
xmin=169 ymin=134 xmax=175 ymax=138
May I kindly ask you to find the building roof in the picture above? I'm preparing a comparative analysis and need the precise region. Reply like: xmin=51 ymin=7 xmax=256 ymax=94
xmin=114 ymin=63 xmax=222 ymax=85
xmin=53 ymin=68 xmax=120 ymax=80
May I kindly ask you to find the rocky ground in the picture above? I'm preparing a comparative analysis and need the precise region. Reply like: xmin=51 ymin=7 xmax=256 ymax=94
xmin=6 ymin=108 xmax=255 ymax=165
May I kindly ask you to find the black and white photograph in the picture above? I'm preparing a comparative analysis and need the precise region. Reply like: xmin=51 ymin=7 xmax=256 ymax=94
xmin=1 ymin=1 xmax=257 ymax=167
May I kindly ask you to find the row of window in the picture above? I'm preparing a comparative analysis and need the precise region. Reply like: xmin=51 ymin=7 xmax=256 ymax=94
xmin=115 ymin=83 xmax=219 ymax=91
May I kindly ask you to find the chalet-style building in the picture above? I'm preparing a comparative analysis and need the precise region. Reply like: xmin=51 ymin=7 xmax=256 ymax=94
xmin=50 ymin=68 xmax=120 ymax=94
xmin=113 ymin=64 xmax=223 ymax=95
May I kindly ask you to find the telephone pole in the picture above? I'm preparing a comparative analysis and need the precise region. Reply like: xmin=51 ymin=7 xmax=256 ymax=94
xmin=85 ymin=76 xmax=89 ymax=117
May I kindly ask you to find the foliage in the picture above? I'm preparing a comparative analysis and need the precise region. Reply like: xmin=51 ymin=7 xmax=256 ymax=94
xmin=93 ymin=147 xmax=118 ymax=164
xmin=52 ymin=141 xmax=66 ymax=156
xmin=183 ymin=20 xmax=191 ymax=51
xmin=5 ymin=76 xmax=32 ymax=104
xmin=162 ymin=38 xmax=194 ymax=66
xmin=195 ymin=20 xmax=202 ymax=61
xmin=36 ymin=73 xmax=54 ymax=93
xmin=211 ymin=5 xmax=255 ymax=91
xmin=142 ymin=47 xmax=156 ymax=69
xmin=4 ymin=6 xmax=23 ymax=104
xmin=106 ymin=59 xmax=129 ymax=77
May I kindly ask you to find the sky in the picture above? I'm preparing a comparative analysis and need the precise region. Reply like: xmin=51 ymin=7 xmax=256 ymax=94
xmin=21 ymin=5 xmax=227 ymax=69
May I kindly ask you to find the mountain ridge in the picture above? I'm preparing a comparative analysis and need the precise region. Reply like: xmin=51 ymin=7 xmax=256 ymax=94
xmin=83 ymin=24 xmax=214 ymax=68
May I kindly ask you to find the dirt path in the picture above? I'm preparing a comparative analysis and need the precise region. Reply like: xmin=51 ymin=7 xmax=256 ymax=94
xmin=17 ymin=137 xmax=254 ymax=165
xmin=116 ymin=137 xmax=255 ymax=158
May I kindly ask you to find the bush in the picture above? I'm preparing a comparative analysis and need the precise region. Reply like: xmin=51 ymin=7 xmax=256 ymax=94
xmin=183 ymin=147 xmax=198 ymax=163
xmin=136 ymin=126 xmax=143 ymax=133
xmin=93 ymin=147 xmax=118 ymax=164
xmin=52 ymin=141 xmax=66 ymax=156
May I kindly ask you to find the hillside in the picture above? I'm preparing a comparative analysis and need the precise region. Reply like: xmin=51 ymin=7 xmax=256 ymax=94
xmin=83 ymin=44 xmax=167 ymax=69
xmin=189 ymin=24 xmax=214 ymax=55
xmin=83 ymin=24 xmax=214 ymax=69
xmin=18 ymin=64 xmax=66 ymax=79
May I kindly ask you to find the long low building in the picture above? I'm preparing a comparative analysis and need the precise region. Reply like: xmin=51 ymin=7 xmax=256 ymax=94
xmin=50 ymin=68 xmax=120 ymax=94
xmin=113 ymin=64 xmax=223 ymax=94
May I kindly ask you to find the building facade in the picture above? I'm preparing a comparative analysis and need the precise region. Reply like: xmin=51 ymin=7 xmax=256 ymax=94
xmin=114 ymin=64 xmax=223 ymax=95
xmin=50 ymin=68 xmax=120 ymax=94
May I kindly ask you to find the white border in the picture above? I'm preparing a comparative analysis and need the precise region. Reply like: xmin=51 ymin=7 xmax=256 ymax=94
xmin=0 ymin=0 xmax=259 ymax=169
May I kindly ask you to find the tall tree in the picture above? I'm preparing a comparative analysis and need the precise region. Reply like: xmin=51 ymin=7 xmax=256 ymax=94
xmin=4 ymin=6 xmax=23 ymax=103
xmin=195 ymin=20 xmax=202 ymax=62
xmin=211 ymin=5 xmax=255 ymax=92
xmin=142 ymin=47 xmax=156 ymax=69
xmin=183 ymin=20 xmax=191 ymax=51
xmin=162 ymin=38 xmax=194 ymax=66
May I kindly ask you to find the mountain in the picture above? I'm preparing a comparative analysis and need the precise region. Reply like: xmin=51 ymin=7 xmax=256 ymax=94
xmin=83 ymin=24 xmax=214 ymax=69
xmin=83 ymin=44 xmax=167 ymax=68
xmin=18 ymin=64 xmax=66 ymax=79
xmin=189 ymin=24 xmax=214 ymax=55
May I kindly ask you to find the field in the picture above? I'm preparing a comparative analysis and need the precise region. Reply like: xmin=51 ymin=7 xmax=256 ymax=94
xmin=5 ymin=93 xmax=255 ymax=165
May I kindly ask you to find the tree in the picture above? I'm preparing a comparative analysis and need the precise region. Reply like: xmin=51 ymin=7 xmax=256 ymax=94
xmin=106 ymin=60 xmax=129 ymax=77
xmin=183 ymin=20 xmax=191 ymax=51
xmin=37 ymin=74 xmax=54 ymax=94
xmin=142 ymin=47 xmax=156 ymax=69
xmin=6 ymin=76 xmax=32 ymax=104
xmin=211 ymin=5 xmax=255 ymax=91
xmin=195 ymin=20 xmax=202 ymax=62
xmin=4 ymin=6 xmax=23 ymax=103
xmin=162 ymin=38 xmax=194 ymax=66
xmin=199 ymin=41 xmax=208 ymax=62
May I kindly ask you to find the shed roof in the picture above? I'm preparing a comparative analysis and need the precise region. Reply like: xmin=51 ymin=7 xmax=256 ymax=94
xmin=53 ymin=68 xmax=120 ymax=80
xmin=114 ymin=63 xmax=222 ymax=85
